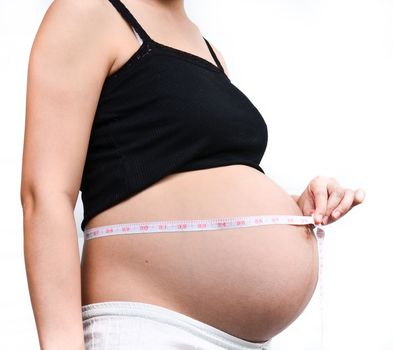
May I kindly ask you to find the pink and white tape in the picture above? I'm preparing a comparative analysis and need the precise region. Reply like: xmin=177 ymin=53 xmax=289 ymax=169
xmin=83 ymin=214 xmax=324 ymax=239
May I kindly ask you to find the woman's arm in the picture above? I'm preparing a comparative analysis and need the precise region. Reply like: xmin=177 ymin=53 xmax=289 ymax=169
xmin=20 ymin=0 xmax=116 ymax=348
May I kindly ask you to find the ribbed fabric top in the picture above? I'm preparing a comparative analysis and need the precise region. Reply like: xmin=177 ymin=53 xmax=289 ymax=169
xmin=79 ymin=0 xmax=269 ymax=231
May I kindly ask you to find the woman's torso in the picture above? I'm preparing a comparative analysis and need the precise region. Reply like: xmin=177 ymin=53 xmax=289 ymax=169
xmin=81 ymin=165 xmax=318 ymax=343
xmin=80 ymin=0 xmax=319 ymax=343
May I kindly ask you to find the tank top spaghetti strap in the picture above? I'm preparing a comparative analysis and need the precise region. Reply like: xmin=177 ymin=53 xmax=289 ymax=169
xmin=107 ymin=0 xmax=224 ymax=72
xmin=79 ymin=0 xmax=269 ymax=232
xmin=108 ymin=0 xmax=151 ymax=43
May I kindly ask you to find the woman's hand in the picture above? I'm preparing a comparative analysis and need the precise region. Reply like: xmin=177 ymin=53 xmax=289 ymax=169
xmin=295 ymin=176 xmax=366 ymax=226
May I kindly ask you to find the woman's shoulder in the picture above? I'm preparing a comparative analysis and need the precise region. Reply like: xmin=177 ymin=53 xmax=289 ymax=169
xmin=29 ymin=0 xmax=118 ymax=84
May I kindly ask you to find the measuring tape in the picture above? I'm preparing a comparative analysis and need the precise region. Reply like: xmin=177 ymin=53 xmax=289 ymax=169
xmin=314 ymin=218 xmax=326 ymax=350
xmin=83 ymin=214 xmax=324 ymax=238
xmin=84 ymin=214 xmax=326 ymax=348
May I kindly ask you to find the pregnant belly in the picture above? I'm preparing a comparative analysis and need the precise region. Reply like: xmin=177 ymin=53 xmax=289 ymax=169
xmin=81 ymin=165 xmax=319 ymax=342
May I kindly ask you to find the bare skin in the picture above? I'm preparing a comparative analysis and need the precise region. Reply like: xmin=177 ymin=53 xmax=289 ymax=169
xmin=22 ymin=0 xmax=318 ymax=347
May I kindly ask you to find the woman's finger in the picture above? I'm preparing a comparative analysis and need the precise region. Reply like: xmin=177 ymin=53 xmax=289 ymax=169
xmin=308 ymin=177 xmax=329 ymax=224
xmin=323 ymin=182 xmax=345 ymax=224
xmin=331 ymin=189 xmax=355 ymax=220
xmin=353 ymin=188 xmax=366 ymax=206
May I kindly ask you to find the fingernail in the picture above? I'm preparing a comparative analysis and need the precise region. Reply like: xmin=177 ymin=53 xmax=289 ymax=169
xmin=316 ymin=214 xmax=323 ymax=223
xmin=333 ymin=211 xmax=340 ymax=219
xmin=322 ymin=216 xmax=328 ymax=225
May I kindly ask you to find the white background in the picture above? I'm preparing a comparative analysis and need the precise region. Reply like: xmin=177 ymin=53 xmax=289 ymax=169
xmin=1 ymin=0 xmax=392 ymax=349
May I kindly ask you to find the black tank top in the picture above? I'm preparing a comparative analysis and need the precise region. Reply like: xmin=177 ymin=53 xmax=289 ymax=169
xmin=79 ymin=0 xmax=269 ymax=231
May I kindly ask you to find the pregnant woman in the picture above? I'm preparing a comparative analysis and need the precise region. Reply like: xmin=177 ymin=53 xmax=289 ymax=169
xmin=21 ymin=0 xmax=365 ymax=349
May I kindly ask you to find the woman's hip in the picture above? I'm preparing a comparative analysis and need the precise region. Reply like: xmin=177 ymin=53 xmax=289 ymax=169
xmin=82 ymin=301 xmax=272 ymax=350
